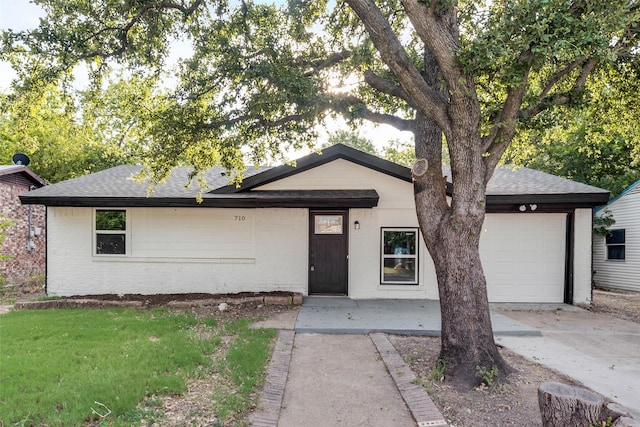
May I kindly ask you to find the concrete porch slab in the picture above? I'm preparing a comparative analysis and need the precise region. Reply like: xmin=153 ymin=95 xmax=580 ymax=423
xmin=295 ymin=297 xmax=540 ymax=336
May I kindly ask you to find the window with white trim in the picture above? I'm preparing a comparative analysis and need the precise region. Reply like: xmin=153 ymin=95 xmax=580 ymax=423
xmin=95 ymin=209 xmax=127 ymax=255
xmin=381 ymin=228 xmax=419 ymax=284
xmin=606 ymin=229 xmax=625 ymax=260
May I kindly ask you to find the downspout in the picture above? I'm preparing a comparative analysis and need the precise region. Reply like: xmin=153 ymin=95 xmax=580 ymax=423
xmin=564 ymin=212 xmax=575 ymax=304
xmin=26 ymin=185 xmax=35 ymax=252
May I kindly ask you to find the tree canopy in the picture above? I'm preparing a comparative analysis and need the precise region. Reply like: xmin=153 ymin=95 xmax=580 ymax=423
xmin=2 ymin=1 xmax=638 ymax=182
xmin=0 ymin=76 xmax=157 ymax=182
xmin=505 ymin=64 xmax=640 ymax=197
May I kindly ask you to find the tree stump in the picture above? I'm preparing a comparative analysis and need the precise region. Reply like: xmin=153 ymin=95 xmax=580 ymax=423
xmin=538 ymin=382 xmax=623 ymax=427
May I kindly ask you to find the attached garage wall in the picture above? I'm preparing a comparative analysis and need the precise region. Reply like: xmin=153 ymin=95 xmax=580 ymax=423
xmin=349 ymin=210 xmax=569 ymax=303
xmin=480 ymin=213 xmax=567 ymax=303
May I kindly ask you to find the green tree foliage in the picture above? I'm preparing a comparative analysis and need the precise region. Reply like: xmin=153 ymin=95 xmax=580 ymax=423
xmin=382 ymin=139 xmax=416 ymax=167
xmin=505 ymin=65 xmax=640 ymax=197
xmin=326 ymin=131 xmax=417 ymax=166
xmin=326 ymin=130 xmax=379 ymax=155
xmin=2 ymin=0 xmax=639 ymax=387
xmin=0 ymin=77 xmax=152 ymax=182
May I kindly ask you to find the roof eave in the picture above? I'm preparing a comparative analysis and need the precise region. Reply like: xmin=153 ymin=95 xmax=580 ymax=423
xmin=486 ymin=192 xmax=610 ymax=207
xmin=1 ymin=166 xmax=47 ymax=187
xmin=20 ymin=195 xmax=380 ymax=209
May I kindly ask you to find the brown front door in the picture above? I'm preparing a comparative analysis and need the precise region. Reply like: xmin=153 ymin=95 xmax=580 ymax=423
xmin=309 ymin=210 xmax=348 ymax=295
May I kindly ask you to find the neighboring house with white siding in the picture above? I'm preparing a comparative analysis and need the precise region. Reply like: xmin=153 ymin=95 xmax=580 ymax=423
xmin=20 ymin=144 xmax=610 ymax=304
xmin=593 ymin=180 xmax=640 ymax=292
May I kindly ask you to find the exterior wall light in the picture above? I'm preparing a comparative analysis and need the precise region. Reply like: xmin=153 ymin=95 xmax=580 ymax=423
xmin=354 ymin=221 xmax=360 ymax=230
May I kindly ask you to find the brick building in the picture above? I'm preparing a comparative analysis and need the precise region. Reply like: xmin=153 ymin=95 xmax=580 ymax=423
xmin=0 ymin=165 xmax=46 ymax=286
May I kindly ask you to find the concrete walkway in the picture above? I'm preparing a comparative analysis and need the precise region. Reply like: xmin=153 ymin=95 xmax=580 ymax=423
xmin=494 ymin=306 xmax=640 ymax=416
xmin=250 ymin=297 xmax=640 ymax=426
xmin=278 ymin=334 xmax=415 ymax=427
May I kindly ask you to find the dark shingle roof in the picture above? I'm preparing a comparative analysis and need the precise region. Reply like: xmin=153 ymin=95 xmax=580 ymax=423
xmin=20 ymin=165 xmax=268 ymax=199
xmin=440 ymin=165 xmax=610 ymax=196
xmin=19 ymin=144 xmax=609 ymax=208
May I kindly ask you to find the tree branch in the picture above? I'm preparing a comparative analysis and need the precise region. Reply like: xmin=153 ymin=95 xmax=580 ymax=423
xmin=345 ymin=0 xmax=450 ymax=134
xmin=482 ymin=73 xmax=529 ymax=172
xmin=196 ymin=94 xmax=414 ymax=133
xmin=335 ymin=95 xmax=416 ymax=131
xmin=539 ymin=56 xmax=588 ymax=100
xmin=363 ymin=70 xmax=414 ymax=106
xmin=521 ymin=56 xmax=597 ymax=119
xmin=302 ymin=50 xmax=352 ymax=77
xmin=401 ymin=0 xmax=463 ymax=96
xmin=77 ymin=0 xmax=205 ymax=61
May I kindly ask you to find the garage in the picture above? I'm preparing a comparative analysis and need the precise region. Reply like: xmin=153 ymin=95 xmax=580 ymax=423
xmin=481 ymin=213 xmax=567 ymax=303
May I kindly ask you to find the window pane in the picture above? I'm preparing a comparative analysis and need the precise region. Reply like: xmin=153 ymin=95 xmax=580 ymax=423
xmin=382 ymin=258 xmax=416 ymax=282
xmin=607 ymin=245 xmax=625 ymax=260
xmin=96 ymin=210 xmax=126 ymax=231
xmin=606 ymin=229 xmax=625 ymax=244
xmin=383 ymin=231 xmax=416 ymax=255
xmin=314 ymin=215 xmax=342 ymax=234
xmin=96 ymin=234 xmax=125 ymax=255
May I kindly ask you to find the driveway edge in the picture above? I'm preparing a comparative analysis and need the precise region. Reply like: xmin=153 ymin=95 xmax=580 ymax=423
xmin=370 ymin=333 xmax=449 ymax=427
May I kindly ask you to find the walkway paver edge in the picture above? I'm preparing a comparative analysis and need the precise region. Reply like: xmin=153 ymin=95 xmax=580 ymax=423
xmin=370 ymin=333 xmax=449 ymax=427
xmin=249 ymin=330 xmax=295 ymax=427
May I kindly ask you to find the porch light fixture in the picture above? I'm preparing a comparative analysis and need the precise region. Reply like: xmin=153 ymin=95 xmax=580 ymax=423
xmin=354 ymin=221 xmax=360 ymax=230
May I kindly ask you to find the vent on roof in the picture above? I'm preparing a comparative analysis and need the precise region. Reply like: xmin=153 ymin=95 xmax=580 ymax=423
xmin=12 ymin=153 xmax=30 ymax=166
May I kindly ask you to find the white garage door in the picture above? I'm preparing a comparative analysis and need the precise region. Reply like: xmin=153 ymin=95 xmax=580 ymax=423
xmin=480 ymin=213 xmax=567 ymax=303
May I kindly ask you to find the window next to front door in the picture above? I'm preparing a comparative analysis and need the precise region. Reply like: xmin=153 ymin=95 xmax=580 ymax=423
xmin=381 ymin=228 xmax=419 ymax=285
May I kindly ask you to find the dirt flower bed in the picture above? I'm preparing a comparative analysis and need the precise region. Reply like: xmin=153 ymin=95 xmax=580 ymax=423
xmin=591 ymin=288 xmax=640 ymax=324
xmin=389 ymin=335 xmax=585 ymax=427
xmin=390 ymin=289 xmax=640 ymax=426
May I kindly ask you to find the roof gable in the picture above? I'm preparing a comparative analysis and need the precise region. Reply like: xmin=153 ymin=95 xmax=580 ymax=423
xmin=209 ymin=144 xmax=411 ymax=194
xmin=0 ymin=165 xmax=46 ymax=188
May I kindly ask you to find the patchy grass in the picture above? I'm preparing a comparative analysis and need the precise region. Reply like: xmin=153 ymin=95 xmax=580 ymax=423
xmin=212 ymin=318 xmax=277 ymax=425
xmin=0 ymin=308 xmax=276 ymax=426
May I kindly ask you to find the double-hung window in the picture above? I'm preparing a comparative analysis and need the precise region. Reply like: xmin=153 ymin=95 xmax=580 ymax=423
xmin=381 ymin=228 xmax=419 ymax=284
xmin=606 ymin=229 xmax=625 ymax=260
xmin=95 ymin=209 xmax=127 ymax=255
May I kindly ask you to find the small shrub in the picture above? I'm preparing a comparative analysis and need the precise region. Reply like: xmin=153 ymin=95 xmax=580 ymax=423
xmin=429 ymin=358 xmax=446 ymax=381
xmin=590 ymin=417 xmax=613 ymax=427
xmin=476 ymin=364 xmax=499 ymax=387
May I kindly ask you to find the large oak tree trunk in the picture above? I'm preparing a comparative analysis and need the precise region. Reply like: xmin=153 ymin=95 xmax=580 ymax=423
xmin=413 ymin=110 xmax=512 ymax=389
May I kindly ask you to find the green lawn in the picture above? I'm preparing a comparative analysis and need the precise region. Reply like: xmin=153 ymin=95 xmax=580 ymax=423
xmin=0 ymin=308 xmax=276 ymax=426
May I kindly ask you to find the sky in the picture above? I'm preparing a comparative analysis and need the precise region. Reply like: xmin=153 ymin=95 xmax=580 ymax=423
xmin=0 ymin=0 xmax=413 ymax=154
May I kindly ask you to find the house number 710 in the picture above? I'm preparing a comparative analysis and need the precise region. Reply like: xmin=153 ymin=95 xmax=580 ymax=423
xmin=235 ymin=215 xmax=246 ymax=221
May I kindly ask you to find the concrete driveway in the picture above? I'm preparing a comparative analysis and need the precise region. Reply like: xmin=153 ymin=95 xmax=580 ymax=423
xmin=494 ymin=305 xmax=640 ymax=415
